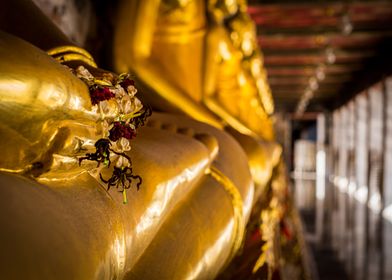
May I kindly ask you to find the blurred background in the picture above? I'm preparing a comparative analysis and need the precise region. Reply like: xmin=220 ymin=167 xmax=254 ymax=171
xmin=247 ymin=1 xmax=392 ymax=279
xmin=289 ymin=82 xmax=392 ymax=280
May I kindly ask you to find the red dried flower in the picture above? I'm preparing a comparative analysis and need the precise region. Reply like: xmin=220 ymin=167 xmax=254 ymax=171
xmin=119 ymin=78 xmax=135 ymax=91
xmin=90 ymin=87 xmax=115 ymax=105
xmin=280 ymin=220 xmax=292 ymax=240
xmin=109 ymin=122 xmax=137 ymax=141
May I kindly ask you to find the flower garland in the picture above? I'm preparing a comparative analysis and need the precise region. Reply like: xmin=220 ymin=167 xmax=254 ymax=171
xmin=75 ymin=66 xmax=151 ymax=204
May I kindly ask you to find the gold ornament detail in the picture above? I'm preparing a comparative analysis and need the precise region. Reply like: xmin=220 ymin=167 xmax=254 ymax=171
xmin=47 ymin=45 xmax=97 ymax=68
xmin=206 ymin=166 xmax=245 ymax=261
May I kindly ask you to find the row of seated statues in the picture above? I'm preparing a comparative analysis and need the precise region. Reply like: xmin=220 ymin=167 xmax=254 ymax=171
xmin=0 ymin=0 xmax=303 ymax=279
xmin=115 ymin=0 xmax=275 ymax=140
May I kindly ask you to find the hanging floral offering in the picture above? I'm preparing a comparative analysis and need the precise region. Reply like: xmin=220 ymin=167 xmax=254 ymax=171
xmin=75 ymin=66 xmax=151 ymax=204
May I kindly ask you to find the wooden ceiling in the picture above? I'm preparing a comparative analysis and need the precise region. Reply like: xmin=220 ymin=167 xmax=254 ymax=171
xmin=248 ymin=1 xmax=392 ymax=113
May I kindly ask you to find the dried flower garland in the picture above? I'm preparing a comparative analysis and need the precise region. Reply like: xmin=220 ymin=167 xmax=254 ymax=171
xmin=75 ymin=66 xmax=151 ymax=204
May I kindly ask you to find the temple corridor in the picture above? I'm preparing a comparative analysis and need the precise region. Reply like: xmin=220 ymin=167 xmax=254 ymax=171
xmin=291 ymin=79 xmax=392 ymax=280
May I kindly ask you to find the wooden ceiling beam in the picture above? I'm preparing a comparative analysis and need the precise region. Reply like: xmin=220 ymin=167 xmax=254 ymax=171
xmin=258 ymin=32 xmax=392 ymax=51
xmin=249 ymin=2 xmax=392 ymax=30
xmin=265 ymin=65 xmax=362 ymax=76
xmin=248 ymin=1 xmax=392 ymax=113
xmin=268 ymin=75 xmax=351 ymax=85
xmin=289 ymin=112 xmax=320 ymax=120
xmin=248 ymin=2 xmax=392 ymax=16
xmin=264 ymin=51 xmax=373 ymax=65
xmin=273 ymin=93 xmax=337 ymax=99
xmin=271 ymin=84 xmax=341 ymax=91
xmin=250 ymin=3 xmax=392 ymax=35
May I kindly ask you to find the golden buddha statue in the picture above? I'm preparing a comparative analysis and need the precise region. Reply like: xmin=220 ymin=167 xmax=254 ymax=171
xmin=114 ymin=0 xmax=221 ymax=128
xmin=218 ymin=4 xmax=282 ymax=198
xmin=113 ymin=0 xmax=279 ymax=204
xmin=227 ymin=10 xmax=275 ymax=140
xmin=203 ymin=0 xmax=258 ymax=137
xmin=204 ymin=0 xmax=275 ymax=141
xmin=0 ymin=28 xmax=257 ymax=279
xmin=227 ymin=127 xmax=282 ymax=200
xmin=0 ymin=0 xmax=258 ymax=279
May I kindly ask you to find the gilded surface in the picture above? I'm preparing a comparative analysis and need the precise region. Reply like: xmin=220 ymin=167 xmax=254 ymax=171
xmin=226 ymin=11 xmax=275 ymax=140
xmin=0 ymin=30 xmax=255 ymax=278
xmin=125 ymin=175 xmax=235 ymax=280
xmin=148 ymin=112 xmax=255 ymax=220
xmin=0 ymin=0 xmax=287 ymax=277
xmin=227 ymin=128 xmax=282 ymax=201
xmin=0 ymin=31 xmax=96 ymax=173
xmin=203 ymin=1 xmax=275 ymax=140
xmin=114 ymin=0 xmax=274 ymax=140
xmin=207 ymin=166 xmax=245 ymax=261
xmin=204 ymin=0 xmax=256 ymax=137
xmin=114 ymin=0 xmax=221 ymax=127
xmin=0 ymin=31 xmax=253 ymax=279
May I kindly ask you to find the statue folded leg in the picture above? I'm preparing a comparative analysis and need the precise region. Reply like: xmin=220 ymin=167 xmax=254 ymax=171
xmin=227 ymin=128 xmax=282 ymax=202
xmin=147 ymin=112 xmax=255 ymax=219
xmin=0 ymin=31 xmax=209 ymax=278
xmin=0 ymin=125 xmax=216 ymax=279
xmin=124 ymin=114 xmax=256 ymax=279
xmin=124 ymin=117 xmax=284 ymax=279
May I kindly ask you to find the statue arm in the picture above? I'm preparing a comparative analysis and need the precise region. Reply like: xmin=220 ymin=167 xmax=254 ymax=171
xmin=133 ymin=61 xmax=222 ymax=127
xmin=115 ymin=0 xmax=160 ymax=61
xmin=204 ymin=26 xmax=220 ymax=100
xmin=114 ymin=0 xmax=222 ymax=128
xmin=203 ymin=27 xmax=257 ymax=137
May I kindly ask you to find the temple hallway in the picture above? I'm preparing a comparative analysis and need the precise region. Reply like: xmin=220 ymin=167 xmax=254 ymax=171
xmin=291 ymin=81 xmax=392 ymax=279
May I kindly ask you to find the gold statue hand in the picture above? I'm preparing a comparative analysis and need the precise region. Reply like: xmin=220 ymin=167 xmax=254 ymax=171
xmin=0 ymin=31 xmax=100 ymax=175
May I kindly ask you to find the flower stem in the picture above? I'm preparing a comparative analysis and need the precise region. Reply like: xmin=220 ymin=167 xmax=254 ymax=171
xmin=122 ymin=189 xmax=128 ymax=204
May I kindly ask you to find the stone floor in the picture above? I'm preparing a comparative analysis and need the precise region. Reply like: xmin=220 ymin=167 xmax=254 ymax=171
xmin=300 ymin=209 xmax=348 ymax=280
